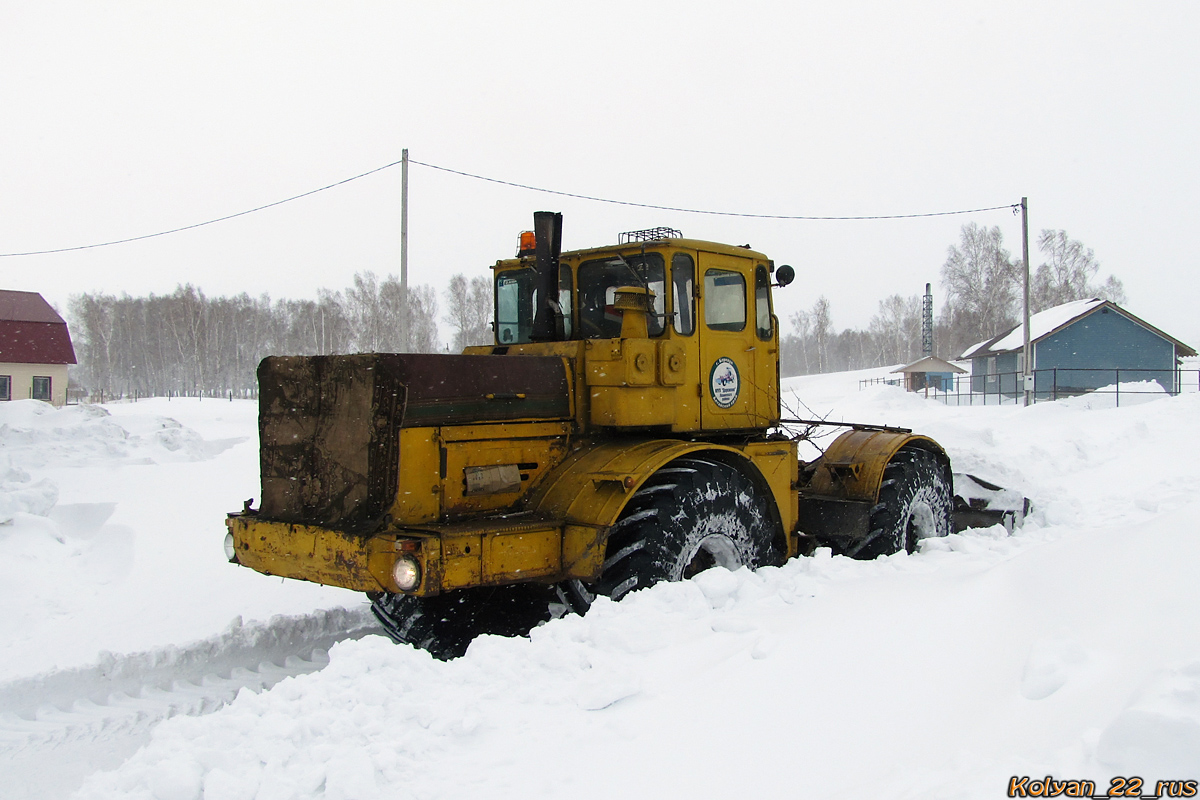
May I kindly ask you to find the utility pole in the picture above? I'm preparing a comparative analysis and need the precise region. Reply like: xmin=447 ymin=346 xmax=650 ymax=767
xmin=400 ymin=148 xmax=409 ymax=352
xmin=1022 ymin=197 xmax=1031 ymax=407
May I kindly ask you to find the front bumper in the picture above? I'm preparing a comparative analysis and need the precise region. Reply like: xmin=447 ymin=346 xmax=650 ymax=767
xmin=225 ymin=513 xmax=577 ymax=597
xmin=225 ymin=514 xmax=408 ymax=593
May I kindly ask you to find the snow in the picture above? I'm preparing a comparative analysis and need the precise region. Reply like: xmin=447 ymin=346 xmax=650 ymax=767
xmin=961 ymin=298 xmax=1103 ymax=358
xmin=2 ymin=375 xmax=1199 ymax=798
xmin=0 ymin=398 xmax=362 ymax=684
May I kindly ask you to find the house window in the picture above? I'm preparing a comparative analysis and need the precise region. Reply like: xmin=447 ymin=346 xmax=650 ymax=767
xmin=0 ymin=375 xmax=9 ymax=401
xmin=32 ymin=376 xmax=51 ymax=401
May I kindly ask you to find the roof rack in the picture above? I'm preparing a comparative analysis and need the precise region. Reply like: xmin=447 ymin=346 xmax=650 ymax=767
xmin=618 ymin=227 xmax=682 ymax=244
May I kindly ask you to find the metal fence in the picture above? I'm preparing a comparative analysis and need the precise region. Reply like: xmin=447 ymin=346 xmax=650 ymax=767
xmin=860 ymin=368 xmax=1200 ymax=408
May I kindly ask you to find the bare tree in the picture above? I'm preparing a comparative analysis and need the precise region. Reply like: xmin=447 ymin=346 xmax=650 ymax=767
xmin=343 ymin=271 xmax=440 ymax=353
xmin=344 ymin=271 xmax=385 ymax=352
xmin=811 ymin=296 xmax=832 ymax=373
xmin=377 ymin=275 xmax=407 ymax=352
xmin=68 ymin=293 xmax=114 ymax=394
xmin=868 ymin=294 xmax=921 ymax=366
xmin=780 ymin=309 xmax=811 ymax=376
xmin=1032 ymin=229 xmax=1127 ymax=312
xmin=444 ymin=274 xmax=494 ymax=352
xmin=940 ymin=223 xmax=1020 ymax=356
xmin=407 ymin=285 xmax=441 ymax=353
xmin=1096 ymin=274 xmax=1127 ymax=305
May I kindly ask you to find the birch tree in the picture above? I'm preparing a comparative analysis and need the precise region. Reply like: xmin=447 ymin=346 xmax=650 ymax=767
xmin=1032 ymin=229 xmax=1127 ymax=312
xmin=940 ymin=223 xmax=1020 ymax=356
xmin=444 ymin=274 xmax=493 ymax=352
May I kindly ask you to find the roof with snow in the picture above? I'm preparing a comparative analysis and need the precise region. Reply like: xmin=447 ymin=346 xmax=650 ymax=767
xmin=960 ymin=299 xmax=1196 ymax=360
xmin=0 ymin=290 xmax=77 ymax=365
xmin=890 ymin=356 xmax=967 ymax=374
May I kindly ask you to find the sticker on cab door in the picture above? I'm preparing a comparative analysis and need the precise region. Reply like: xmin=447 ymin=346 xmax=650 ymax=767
xmin=709 ymin=357 xmax=740 ymax=409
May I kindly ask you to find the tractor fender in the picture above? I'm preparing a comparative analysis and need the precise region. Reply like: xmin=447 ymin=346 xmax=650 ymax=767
xmin=526 ymin=439 xmax=753 ymax=581
xmin=804 ymin=428 xmax=950 ymax=503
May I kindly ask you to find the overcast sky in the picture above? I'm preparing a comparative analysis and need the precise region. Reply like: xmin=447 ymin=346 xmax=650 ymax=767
xmin=2 ymin=2 xmax=1197 ymax=351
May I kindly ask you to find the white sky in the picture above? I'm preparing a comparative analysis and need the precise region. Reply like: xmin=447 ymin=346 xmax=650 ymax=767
xmin=2 ymin=1 xmax=1197 ymax=349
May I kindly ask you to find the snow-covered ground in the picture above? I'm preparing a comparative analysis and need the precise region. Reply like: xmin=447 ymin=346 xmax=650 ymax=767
xmin=2 ymin=371 xmax=1199 ymax=799
xmin=0 ymin=398 xmax=364 ymax=684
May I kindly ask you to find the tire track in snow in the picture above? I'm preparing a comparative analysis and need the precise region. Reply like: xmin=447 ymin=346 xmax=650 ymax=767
xmin=0 ymin=606 xmax=382 ymax=800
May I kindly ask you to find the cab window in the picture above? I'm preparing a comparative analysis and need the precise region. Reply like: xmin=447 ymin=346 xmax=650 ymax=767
xmin=558 ymin=265 xmax=573 ymax=338
xmin=495 ymin=268 xmax=538 ymax=344
xmin=672 ymin=253 xmax=695 ymax=336
xmin=755 ymin=264 xmax=772 ymax=339
xmin=578 ymin=253 xmax=666 ymax=338
xmin=704 ymin=268 xmax=746 ymax=332
xmin=495 ymin=266 xmax=573 ymax=344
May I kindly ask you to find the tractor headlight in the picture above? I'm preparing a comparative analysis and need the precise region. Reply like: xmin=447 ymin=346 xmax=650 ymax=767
xmin=392 ymin=555 xmax=421 ymax=592
xmin=224 ymin=531 xmax=238 ymax=563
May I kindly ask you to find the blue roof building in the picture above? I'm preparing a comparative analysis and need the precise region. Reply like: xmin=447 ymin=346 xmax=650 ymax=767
xmin=960 ymin=299 xmax=1196 ymax=397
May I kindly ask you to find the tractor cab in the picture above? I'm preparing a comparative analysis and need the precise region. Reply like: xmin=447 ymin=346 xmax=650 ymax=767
xmin=486 ymin=213 xmax=793 ymax=434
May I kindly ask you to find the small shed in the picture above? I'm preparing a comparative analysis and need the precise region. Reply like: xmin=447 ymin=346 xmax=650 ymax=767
xmin=961 ymin=299 xmax=1196 ymax=396
xmin=891 ymin=356 xmax=966 ymax=393
xmin=0 ymin=290 xmax=77 ymax=406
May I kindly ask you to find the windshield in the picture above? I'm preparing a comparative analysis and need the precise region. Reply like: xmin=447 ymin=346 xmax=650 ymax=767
xmin=578 ymin=253 xmax=666 ymax=338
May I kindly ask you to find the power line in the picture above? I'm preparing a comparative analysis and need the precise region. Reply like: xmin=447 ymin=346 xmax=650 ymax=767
xmin=410 ymin=159 xmax=1020 ymax=220
xmin=0 ymin=155 xmax=1018 ymax=258
xmin=0 ymin=159 xmax=403 ymax=257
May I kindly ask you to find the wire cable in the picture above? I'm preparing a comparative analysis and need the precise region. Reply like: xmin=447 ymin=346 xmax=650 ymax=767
xmin=0 ymin=155 xmax=1017 ymax=258
xmin=0 ymin=159 xmax=403 ymax=257
xmin=410 ymin=159 xmax=1019 ymax=220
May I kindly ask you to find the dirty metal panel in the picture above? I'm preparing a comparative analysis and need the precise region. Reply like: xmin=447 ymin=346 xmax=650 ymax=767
xmin=394 ymin=353 xmax=571 ymax=427
xmin=589 ymin=385 xmax=676 ymax=427
xmin=441 ymin=434 xmax=567 ymax=519
xmin=390 ymin=427 xmax=441 ymax=525
xmin=439 ymin=532 xmax=483 ymax=591
xmin=562 ymin=523 xmax=605 ymax=580
xmin=258 ymin=355 xmax=403 ymax=531
xmin=482 ymin=528 xmax=561 ymax=582
xmin=257 ymin=353 xmax=570 ymax=531
xmin=795 ymin=493 xmax=872 ymax=551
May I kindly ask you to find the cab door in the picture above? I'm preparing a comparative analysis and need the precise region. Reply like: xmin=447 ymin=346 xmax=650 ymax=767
xmin=698 ymin=251 xmax=758 ymax=430
xmin=749 ymin=262 xmax=780 ymax=427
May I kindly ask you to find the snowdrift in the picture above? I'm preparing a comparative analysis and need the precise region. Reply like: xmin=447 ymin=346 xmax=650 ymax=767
xmin=0 ymin=399 xmax=362 ymax=684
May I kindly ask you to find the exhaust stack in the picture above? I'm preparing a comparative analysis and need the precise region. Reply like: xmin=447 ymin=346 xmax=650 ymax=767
xmin=530 ymin=211 xmax=564 ymax=341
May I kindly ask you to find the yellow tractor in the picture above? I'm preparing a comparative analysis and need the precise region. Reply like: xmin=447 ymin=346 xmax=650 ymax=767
xmin=225 ymin=213 xmax=1019 ymax=658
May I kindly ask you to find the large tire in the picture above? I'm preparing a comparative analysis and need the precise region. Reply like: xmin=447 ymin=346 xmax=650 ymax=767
xmin=854 ymin=447 xmax=951 ymax=559
xmin=370 ymin=584 xmax=560 ymax=660
xmin=593 ymin=456 xmax=785 ymax=600
xmin=369 ymin=456 xmax=784 ymax=658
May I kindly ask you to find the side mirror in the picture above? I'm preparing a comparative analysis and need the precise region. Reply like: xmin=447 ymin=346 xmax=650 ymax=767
xmin=774 ymin=264 xmax=795 ymax=288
